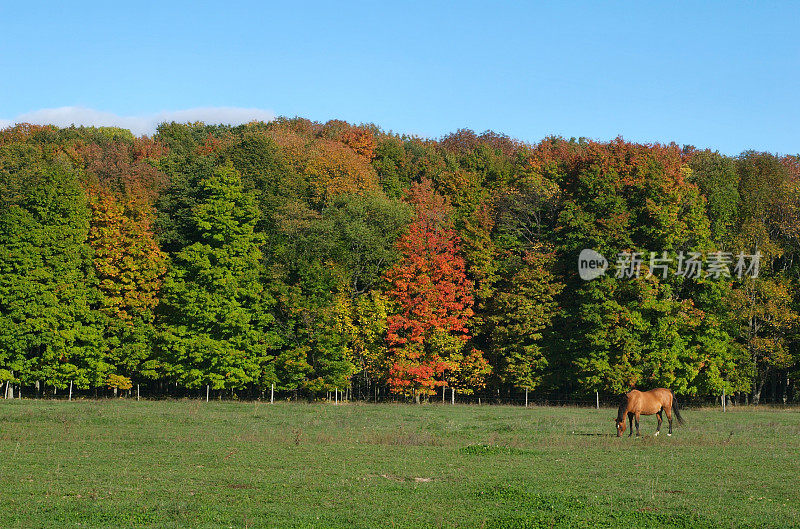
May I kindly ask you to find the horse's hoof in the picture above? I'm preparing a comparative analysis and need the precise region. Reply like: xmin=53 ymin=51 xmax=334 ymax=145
xmin=654 ymin=431 xmax=659 ymax=437
xmin=667 ymin=433 xmax=672 ymax=437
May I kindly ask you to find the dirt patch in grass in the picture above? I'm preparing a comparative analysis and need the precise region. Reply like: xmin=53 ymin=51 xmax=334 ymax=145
xmin=371 ymin=474 xmax=438 ymax=483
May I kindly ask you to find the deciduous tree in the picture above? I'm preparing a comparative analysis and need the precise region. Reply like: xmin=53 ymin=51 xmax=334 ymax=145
xmin=384 ymin=180 xmax=487 ymax=399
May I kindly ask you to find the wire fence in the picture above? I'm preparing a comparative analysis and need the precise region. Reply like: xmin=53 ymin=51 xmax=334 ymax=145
xmin=3 ymin=383 xmax=797 ymax=408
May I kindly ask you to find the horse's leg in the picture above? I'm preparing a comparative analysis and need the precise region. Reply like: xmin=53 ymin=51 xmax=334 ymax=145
xmin=655 ymin=410 xmax=662 ymax=436
xmin=628 ymin=412 xmax=634 ymax=437
xmin=665 ymin=407 xmax=673 ymax=436
xmin=634 ymin=412 xmax=641 ymax=437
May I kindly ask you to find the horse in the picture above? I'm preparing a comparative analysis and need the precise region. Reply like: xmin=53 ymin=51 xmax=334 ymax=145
xmin=615 ymin=388 xmax=684 ymax=437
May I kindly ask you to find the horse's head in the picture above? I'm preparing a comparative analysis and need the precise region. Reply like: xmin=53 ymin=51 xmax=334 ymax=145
xmin=614 ymin=417 xmax=626 ymax=437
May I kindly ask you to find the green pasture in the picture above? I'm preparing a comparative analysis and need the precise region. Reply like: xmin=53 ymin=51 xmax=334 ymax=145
xmin=1 ymin=400 xmax=798 ymax=528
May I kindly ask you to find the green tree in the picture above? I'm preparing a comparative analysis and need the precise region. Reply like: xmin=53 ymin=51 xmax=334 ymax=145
xmin=688 ymin=150 xmax=739 ymax=246
xmin=0 ymin=144 xmax=106 ymax=392
xmin=489 ymin=247 xmax=563 ymax=392
xmin=547 ymin=139 xmax=720 ymax=395
xmin=158 ymin=162 xmax=280 ymax=391
xmin=731 ymin=152 xmax=800 ymax=402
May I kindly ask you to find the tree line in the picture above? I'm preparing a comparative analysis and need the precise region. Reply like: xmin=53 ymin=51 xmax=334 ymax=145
xmin=0 ymin=120 xmax=797 ymax=403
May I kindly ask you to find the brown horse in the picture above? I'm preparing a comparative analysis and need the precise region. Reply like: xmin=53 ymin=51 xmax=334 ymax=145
xmin=615 ymin=388 xmax=684 ymax=437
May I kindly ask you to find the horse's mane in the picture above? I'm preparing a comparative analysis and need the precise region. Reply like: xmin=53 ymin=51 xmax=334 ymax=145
xmin=616 ymin=393 xmax=629 ymax=422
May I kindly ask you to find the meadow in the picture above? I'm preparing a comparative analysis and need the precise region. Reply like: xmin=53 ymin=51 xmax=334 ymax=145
xmin=1 ymin=400 xmax=798 ymax=528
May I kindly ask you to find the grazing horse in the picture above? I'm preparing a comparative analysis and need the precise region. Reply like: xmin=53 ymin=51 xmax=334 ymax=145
xmin=615 ymin=388 xmax=684 ymax=437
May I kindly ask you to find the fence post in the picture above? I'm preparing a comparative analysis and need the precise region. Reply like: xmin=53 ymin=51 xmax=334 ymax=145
xmin=525 ymin=389 xmax=528 ymax=408
xmin=137 ymin=384 xmax=140 ymax=401
xmin=596 ymin=390 xmax=599 ymax=410
xmin=335 ymin=388 xmax=338 ymax=405
xmin=722 ymin=388 xmax=726 ymax=412
xmin=206 ymin=385 xmax=209 ymax=402
xmin=451 ymin=387 xmax=455 ymax=405
xmin=271 ymin=383 xmax=274 ymax=404
xmin=69 ymin=381 xmax=73 ymax=401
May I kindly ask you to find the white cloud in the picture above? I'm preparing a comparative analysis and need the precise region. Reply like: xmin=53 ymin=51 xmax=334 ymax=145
xmin=1 ymin=106 xmax=276 ymax=136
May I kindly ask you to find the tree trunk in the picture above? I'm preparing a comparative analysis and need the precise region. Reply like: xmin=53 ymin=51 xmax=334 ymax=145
xmin=771 ymin=371 xmax=778 ymax=404
xmin=753 ymin=377 xmax=766 ymax=405
xmin=783 ymin=372 xmax=789 ymax=404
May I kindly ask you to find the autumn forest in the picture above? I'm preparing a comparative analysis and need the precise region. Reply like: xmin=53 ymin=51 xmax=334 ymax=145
xmin=1 ymin=119 xmax=798 ymax=403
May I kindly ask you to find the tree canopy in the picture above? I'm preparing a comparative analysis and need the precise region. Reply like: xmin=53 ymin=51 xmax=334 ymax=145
xmin=1 ymin=121 xmax=797 ymax=403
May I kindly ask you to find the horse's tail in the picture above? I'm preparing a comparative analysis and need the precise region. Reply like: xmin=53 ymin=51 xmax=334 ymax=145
xmin=670 ymin=390 xmax=685 ymax=425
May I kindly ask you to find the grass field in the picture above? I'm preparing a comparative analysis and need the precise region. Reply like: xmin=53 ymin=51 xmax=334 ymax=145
xmin=1 ymin=400 xmax=799 ymax=528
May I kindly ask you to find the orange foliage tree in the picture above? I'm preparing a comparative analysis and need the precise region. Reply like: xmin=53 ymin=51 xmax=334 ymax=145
xmin=384 ymin=179 xmax=489 ymax=400
xmin=263 ymin=127 xmax=379 ymax=207
xmin=88 ymin=191 xmax=166 ymax=380
xmin=88 ymin=191 xmax=166 ymax=320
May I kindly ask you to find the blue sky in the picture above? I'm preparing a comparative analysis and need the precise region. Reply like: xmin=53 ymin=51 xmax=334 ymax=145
xmin=1 ymin=1 xmax=798 ymax=154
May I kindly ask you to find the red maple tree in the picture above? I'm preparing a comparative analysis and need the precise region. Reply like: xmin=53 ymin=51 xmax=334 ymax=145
xmin=384 ymin=179 xmax=484 ymax=399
